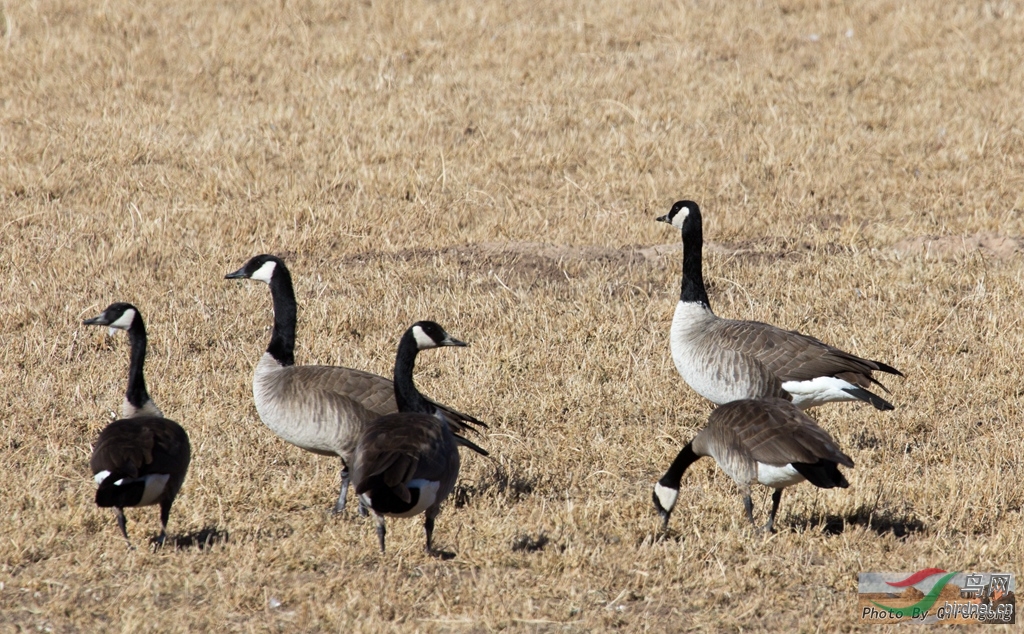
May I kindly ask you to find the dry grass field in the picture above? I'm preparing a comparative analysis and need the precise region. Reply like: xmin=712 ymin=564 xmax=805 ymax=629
xmin=2 ymin=0 xmax=1024 ymax=630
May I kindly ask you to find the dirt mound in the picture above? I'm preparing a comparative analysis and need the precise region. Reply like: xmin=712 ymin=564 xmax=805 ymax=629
xmin=892 ymin=235 xmax=1022 ymax=260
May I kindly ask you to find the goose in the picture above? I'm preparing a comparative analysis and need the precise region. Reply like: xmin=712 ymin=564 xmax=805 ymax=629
xmin=352 ymin=321 xmax=474 ymax=557
xmin=224 ymin=254 xmax=486 ymax=514
xmin=83 ymin=302 xmax=191 ymax=545
xmin=652 ymin=397 xmax=853 ymax=533
xmin=658 ymin=200 xmax=903 ymax=410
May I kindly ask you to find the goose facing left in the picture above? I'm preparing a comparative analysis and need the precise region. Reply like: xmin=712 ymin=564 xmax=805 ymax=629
xmin=653 ymin=397 xmax=853 ymax=533
xmin=225 ymin=254 xmax=486 ymax=514
xmin=658 ymin=200 xmax=903 ymax=410
xmin=83 ymin=302 xmax=191 ymax=545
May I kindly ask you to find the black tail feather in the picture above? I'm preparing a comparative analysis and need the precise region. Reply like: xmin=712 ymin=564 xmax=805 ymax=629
xmin=792 ymin=461 xmax=849 ymax=489
xmin=96 ymin=474 xmax=146 ymax=508
xmin=454 ymin=434 xmax=489 ymax=457
xmin=842 ymin=386 xmax=894 ymax=411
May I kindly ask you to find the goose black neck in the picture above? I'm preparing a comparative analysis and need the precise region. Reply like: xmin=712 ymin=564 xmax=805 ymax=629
xmin=680 ymin=225 xmax=711 ymax=308
xmin=125 ymin=316 xmax=152 ymax=410
xmin=658 ymin=442 xmax=701 ymax=488
xmin=267 ymin=264 xmax=297 ymax=366
xmin=393 ymin=330 xmax=432 ymax=415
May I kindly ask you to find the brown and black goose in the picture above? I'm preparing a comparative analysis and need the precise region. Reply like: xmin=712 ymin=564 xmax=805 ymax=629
xmin=353 ymin=321 xmax=478 ymax=557
xmin=658 ymin=200 xmax=903 ymax=410
xmin=83 ymin=303 xmax=191 ymax=545
xmin=225 ymin=255 xmax=485 ymax=514
xmin=653 ymin=397 xmax=853 ymax=533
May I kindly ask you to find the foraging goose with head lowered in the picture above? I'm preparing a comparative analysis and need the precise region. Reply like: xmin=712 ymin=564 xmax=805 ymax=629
xmin=83 ymin=302 xmax=191 ymax=545
xmin=353 ymin=321 xmax=474 ymax=557
xmin=653 ymin=397 xmax=853 ymax=533
xmin=225 ymin=255 xmax=486 ymax=514
xmin=658 ymin=200 xmax=903 ymax=410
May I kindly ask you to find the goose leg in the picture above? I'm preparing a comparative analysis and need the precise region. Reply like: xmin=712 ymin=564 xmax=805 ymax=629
xmin=424 ymin=511 xmax=455 ymax=559
xmin=375 ymin=514 xmax=387 ymax=553
xmin=155 ymin=499 xmax=172 ymax=547
xmin=742 ymin=494 xmax=755 ymax=527
xmin=114 ymin=507 xmax=130 ymax=542
xmin=764 ymin=489 xmax=783 ymax=534
xmin=333 ymin=464 xmax=350 ymax=514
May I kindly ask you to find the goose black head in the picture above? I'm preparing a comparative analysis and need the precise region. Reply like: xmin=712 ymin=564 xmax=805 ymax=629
xmin=656 ymin=200 xmax=702 ymax=233
xmin=410 ymin=321 xmax=467 ymax=350
xmin=225 ymin=254 xmax=286 ymax=284
xmin=83 ymin=302 xmax=140 ymax=336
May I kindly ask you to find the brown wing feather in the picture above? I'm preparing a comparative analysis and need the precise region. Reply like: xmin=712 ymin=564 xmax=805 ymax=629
xmin=703 ymin=399 xmax=853 ymax=469
xmin=712 ymin=318 xmax=891 ymax=387
xmin=281 ymin=365 xmax=486 ymax=435
xmin=90 ymin=417 xmax=191 ymax=480
xmin=352 ymin=413 xmax=447 ymax=495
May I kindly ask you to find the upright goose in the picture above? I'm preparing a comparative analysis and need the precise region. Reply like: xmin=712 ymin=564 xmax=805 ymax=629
xmin=658 ymin=200 xmax=902 ymax=410
xmin=653 ymin=397 xmax=853 ymax=533
xmin=83 ymin=303 xmax=191 ymax=545
xmin=353 ymin=321 xmax=471 ymax=557
xmin=225 ymin=255 xmax=485 ymax=513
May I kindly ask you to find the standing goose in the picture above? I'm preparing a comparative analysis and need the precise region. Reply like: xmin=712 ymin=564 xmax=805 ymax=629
xmin=352 ymin=321 xmax=472 ymax=557
xmin=83 ymin=303 xmax=191 ymax=545
xmin=653 ymin=397 xmax=853 ymax=533
xmin=658 ymin=200 xmax=903 ymax=410
xmin=225 ymin=255 xmax=486 ymax=514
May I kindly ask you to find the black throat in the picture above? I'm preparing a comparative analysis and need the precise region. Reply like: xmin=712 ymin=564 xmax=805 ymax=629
xmin=679 ymin=223 xmax=711 ymax=309
xmin=658 ymin=441 xmax=701 ymax=489
xmin=266 ymin=264 xmax=297 ymax=367
xmin=125 ymin=316 xmax=152 ymax=411
xmin=393 ymin=330 xmax=433 ymax=415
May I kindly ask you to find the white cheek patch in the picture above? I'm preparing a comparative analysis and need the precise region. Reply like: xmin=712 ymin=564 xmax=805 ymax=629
xmin=94 ymin=470 xmax=112 ymax=485
xmin=672 ymin=208 xmax=690 ymax=229
xmin=250 ymin=260 xmax=277 ymax=284
xmin=412 ymin=325 xmax=436 ymax=350
xmin=108 ymin=308 xmax=136 ymax=331
xmin=654 ymin=482 xmax=679 ymax=512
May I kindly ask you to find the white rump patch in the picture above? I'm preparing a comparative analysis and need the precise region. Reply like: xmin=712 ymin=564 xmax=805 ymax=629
xmin=411 ymin=325 xmax=436 ymax=350
xmin=250 ymin=260 xmax=277 ymax=284
xmin=94 ymin=472 xmax=170 ymax=506
xmin=653 ymin=482 xmax=679 ymax=512
xmin=391 ymin=479 xmax=441 ymax=518
xmin=781 ymin=376 xmax=859 ymax=409
xmin=108 ymin=308 xmax=137 ymax=331
xmin=137 ymin=474 xmax=171 ymax=506
xmin=756 ymin=463 xmax=805 ymax=488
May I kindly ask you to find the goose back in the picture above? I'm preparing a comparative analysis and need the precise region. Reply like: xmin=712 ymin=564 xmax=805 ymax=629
xmin=353 ymin=412 xmax=459 ymax=518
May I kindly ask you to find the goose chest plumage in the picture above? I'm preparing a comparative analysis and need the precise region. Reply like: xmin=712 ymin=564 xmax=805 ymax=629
xmin=83 ymin=303 xmax=191 ymax=545
xmin=653 ymin=397 xmax=853 ymax=533
xmin=658 ymin=200 xmax=903 ymax=410
xmin=225 ymin=255 xmax=486 ymax=513
xmin=352 ymin=321 xmax=476 ymax=557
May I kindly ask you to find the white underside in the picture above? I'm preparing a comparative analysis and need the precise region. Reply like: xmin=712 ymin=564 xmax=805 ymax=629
xmin=756 ymin=463 xmax=805 ymax=488
xmin=362 ymin=479 xmax=441 ymax=518
xmin=653 ymin=482 xmax=679 ymax=512
xmin=780 ymin=376 xmax=860 ymax=410
xmin=670 ymin=302 xmax=757 ymax=404
xmin=252 ymin=353 xmax=347 ymax=456
xmin=93 ymin=471 xmax=171 ymax=506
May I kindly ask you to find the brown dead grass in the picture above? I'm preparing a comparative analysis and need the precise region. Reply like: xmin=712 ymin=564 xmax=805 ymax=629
xmin=2 ymin=0 xmax=1023 ymax=631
